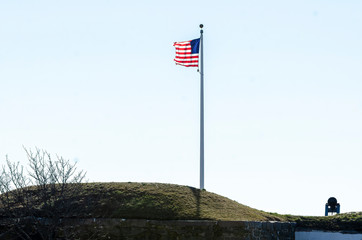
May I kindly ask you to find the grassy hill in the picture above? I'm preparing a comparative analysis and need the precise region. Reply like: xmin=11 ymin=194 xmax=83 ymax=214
xmin=67 ymin=182 xmax=362 ymax=232
xmin=68 ymin=182 xmax=284 ymax=221
xmin=1 ymin=182 xmax=361 ymax=232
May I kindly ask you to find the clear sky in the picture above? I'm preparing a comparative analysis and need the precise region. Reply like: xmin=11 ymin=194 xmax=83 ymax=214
xmin=1 ymin=0 xmax=361 ymax=216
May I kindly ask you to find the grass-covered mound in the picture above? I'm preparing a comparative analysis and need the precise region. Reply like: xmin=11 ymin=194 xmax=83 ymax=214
xmin=0 ymin=182 xmax=282 ymax=221
xmin=71 ymin=182 xmax=283 ymax=221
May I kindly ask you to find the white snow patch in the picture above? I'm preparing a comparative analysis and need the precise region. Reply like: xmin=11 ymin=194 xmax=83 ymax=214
xmin=296 ymin=231 xmax=362 ymax=240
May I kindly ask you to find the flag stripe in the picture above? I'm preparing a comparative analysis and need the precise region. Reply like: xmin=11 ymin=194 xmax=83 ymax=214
xmin=175 ymin=49 xmax=192 ymax=52
xmin=175 ymin=48 xmax=192 ymax=51
xmin=175 ymin=56 xmax=199 ymax=60
xmin=175 ymin=63 xmax=198 ymax=67
xmin=175 ymin=54 xmax=199 ymax=57
xmin=174 ymin=55 xmax=197 ymax=58
xmin=173 ymin=41 xmax=191 ymax=46
xmin=175 ymin=45 xmax=191 ymax=48
xmin=174 ymin=59 xmax=199 ymax=63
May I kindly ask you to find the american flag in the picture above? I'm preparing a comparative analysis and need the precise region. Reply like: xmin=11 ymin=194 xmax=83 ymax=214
xmin=173 ymin=38 xmax=200 ymax=67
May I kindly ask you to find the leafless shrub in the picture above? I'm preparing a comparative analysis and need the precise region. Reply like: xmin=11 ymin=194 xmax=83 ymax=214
xmin=0 ymin=148 xmax=87 ymax=240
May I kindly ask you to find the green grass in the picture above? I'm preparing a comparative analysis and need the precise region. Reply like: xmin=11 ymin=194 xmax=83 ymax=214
xmin=69 ymin=182 xmax=284 ymax=221
xmin=282 ymin=212 xmax=362 ymax=232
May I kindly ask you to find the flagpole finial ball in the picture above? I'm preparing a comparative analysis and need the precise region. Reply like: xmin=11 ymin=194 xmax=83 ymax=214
xmin=199 ymin=24 xmax=203 ymax=29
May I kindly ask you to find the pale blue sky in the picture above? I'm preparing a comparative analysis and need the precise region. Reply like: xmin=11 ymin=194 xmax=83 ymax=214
xmin=1 ymin=0 xmax=361 ymax=216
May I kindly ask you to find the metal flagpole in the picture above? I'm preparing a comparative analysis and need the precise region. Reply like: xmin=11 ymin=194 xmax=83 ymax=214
xmin=199 ymin=24 xmax=204 ymax=190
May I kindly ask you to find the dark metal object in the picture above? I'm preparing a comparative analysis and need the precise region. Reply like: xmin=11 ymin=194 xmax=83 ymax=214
xmin=325 ymin=197 xmax=340 ymax=216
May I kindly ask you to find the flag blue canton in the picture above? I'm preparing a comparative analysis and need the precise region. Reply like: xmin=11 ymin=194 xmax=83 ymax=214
xmin=190 ymin=39 xmax=200 ymax=54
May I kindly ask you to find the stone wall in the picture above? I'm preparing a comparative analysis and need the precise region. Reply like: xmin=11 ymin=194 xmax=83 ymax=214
xmin=0 ymin=218 xmax=296 ymax=239
xmin=68 ymin=219 xmax=296 ymax=240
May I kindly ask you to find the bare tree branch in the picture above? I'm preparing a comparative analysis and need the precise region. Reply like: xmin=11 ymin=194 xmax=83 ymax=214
xmin=0 ymin=147 xmax=87 ymax=239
